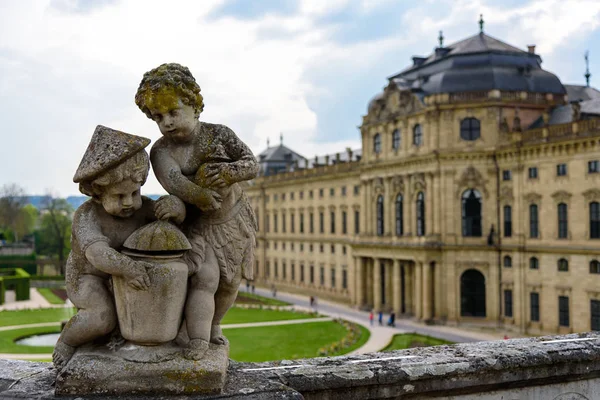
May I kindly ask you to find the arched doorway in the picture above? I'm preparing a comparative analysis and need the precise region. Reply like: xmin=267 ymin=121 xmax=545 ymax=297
xmin=460 ymin=269 xmax=486 ymax=317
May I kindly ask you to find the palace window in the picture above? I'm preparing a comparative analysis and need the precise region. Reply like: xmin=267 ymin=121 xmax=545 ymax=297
xmin=504 ymin=290 xmax=513 ymax=318
xmin=589 ymin=160 xmax=599 ymax=173
xmin=559 ymin=296 xmax=570 ymax=327
xmin=395 ymin=194 xmax=404 ymax=236
xmin=590 ymin=260 xmax=600 ymax=274
xmin=291 ymin=263 xmax=295 ymax=281
xmin=341 ymin=186 xmax=346 ymax=196
xmin=300 ymin=264 xmax=305 ymax=282
xmin=530 ymin=292 xmax=540 ymax=322
xmin=392 ymin=129 xmax=401 ymax=150
xmin=558 ymin=258 xmax=569 ymax=272
xmin=319 ymin=188 xmax=324 ymax=198
xmin=290 ymin=214 xmax=295 ymax=233
xmin=331 ymin=268 xmax=336 ymax=288
xmin=342 ymin=211 xmax=347 ymax=234
xmin=300 ymin=213 xmax=304 ymax=233
xmin=460 ymin=117 xmax=480 ymax=141
xmin=309 ymin=213 xmax=314 ymax=233
xmin=342 ymin=270 xmax=348 ymax=289
xmin=528 ymin=167 xmax=538 ymax=179
xmin=330 ymin=244 xmax=335 ymax=254
xmin=558 ymin=203 xmax=568 ymax=239
xmin=590 ymin=202 xmax=600 ymax=239
xmin=592 ymin=300 xmax=600 ymax=331
xmin=319 ymin=212 xmax=324 ymax=233
xmin=503 ymin=205 xmax=512 ymax=237
xmin=266 ymin=213 xmax=270 ymax=232
xmin=503 ymin=255 xmax=512 ymax=268
xmin=462 ymin=189 xmax=482 ymax=237
xmin=529 ymin=257 xmax=539 ymax=270
xmin=354 ymin=210 xmax=360 ymax=234
xmin=530 ymin=204 xmax=539 ymax=238
xmin=413 ymin=124 xmax=423 ymax=147
xmin=373 ymin=133 xmax=382 ymax=154
xmin=330 ymin=188 xmax=335 ymax=197
xmin=274 ymin=213 xmax=278 ymax=233
xmin=354 ymin=185 xmax=360 ymax=195
xmin=274 ymin=261 xmax=278 ymax=278
xmin=282 ymin=262 xmax=286 ymax=279
xmin=319 ymin=267 xmax=325 ymax=286
xmin=310 ymin=265 xmax=314 ymax=284
xmin=330 ymin=211 xmax=335 ymax=234
xmin=502 ymin=170 xmax=512 ymax=181
xmin=557 ymin=163 xmax=567 ymax=176
xmin=416 ymin=192 xmax=425 ymax=236
xmin=282 ymin=213 xmax=286 ymax=233
xmin=376 ymin=195 xmax=384 ymax=236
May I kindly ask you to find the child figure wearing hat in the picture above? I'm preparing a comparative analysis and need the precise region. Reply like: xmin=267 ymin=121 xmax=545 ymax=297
xmin=52 ymin=125 xmax=186 ymax=370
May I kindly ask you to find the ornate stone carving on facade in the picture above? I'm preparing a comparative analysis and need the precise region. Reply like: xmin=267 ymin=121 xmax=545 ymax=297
xmin=513 ymin=108 xmax=521 ymax=132
xmin=572 ymin=102 xmax=582 ymax=121
xmin=391 ymin=176 xmax=405 ymax=195
xmin=412 ymin=173 xmax=426 ymax=194
xmin=499 ymin=117 xmax=509 ymax=133
xmin=552 ymin=190 xmax=572 ymax=203
xmin=373 ymin=177 xmax=385 ymax=195
xmin=524 ymin=192 xmax=542 ymax=204
xmin=499 ymin=186 xmax=514 ymax=203
xmin=455 ymin=166 xmax=488 ymax=197
xmin=583 ymin=188 xmax=600 ymax=202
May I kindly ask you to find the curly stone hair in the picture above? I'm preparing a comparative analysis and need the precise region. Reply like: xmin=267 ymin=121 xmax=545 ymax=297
xmin=134 ymin=63 xmax=204 ymax=118
xmin=79 ymin=150 xmax=150 ymax=199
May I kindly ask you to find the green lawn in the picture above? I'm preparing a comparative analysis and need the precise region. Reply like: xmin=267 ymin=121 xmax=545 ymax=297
xmin=383 ymin=333 xmax=453 ymax=351
xmin=330 ymin=324 xmax=370 ymax=356
xmin=235 ymin=292 xmax=290 ymax=306
xmin=226 ymin=320 xmax=350 ymax=362
xmin=0 ymin=325 xmax=59 ymax=354
xmin=221 ymin=308 xmax=316 ymax=324
xmin=37 ymin=288 xmax=65 ymax=305
xmin=0 ymin=308 xmax=76 ymax=327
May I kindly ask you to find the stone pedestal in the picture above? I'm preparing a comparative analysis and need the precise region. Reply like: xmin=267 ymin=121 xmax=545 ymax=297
xmin=55 ymin=341 xmax=229 ymax=396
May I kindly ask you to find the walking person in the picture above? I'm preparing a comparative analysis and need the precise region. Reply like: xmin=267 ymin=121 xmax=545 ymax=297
xmin=369 ymin=311 xmax=374 ymax=326
xmin=378 ymin=311 xmax=383 ymax=326
xmin=388 ymin=311 xmax=396 ymax=327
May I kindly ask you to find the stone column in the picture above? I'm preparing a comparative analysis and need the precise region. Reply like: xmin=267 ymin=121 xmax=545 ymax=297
xmin=373 ymin=258 xmax=382 ymax=311
xmin=422 ymin=262 xmax=432 ymax=320
xmin=393 ymin=259 xmax=401 ymax=314
xmin=366 ymin=259 xmax=374 ymax=307
xmin=361 ymin=180 xmax=368 ymax=236
xmin=425 ymin=173 xmax=434 ymax=236
xmin=355 ymin=257 xmax=364 ymax=307
xmin=406 ymin=174 xmax=413 ymax=236
xmin=414 ymin=262 xmax=422 ymax=319
xmin=384 ymin=178 xmax=392 ymax=236
xmin=385 ymin=260 xmax=393 ymax=309
xmin=405 ymin=263 xmax=413 ymax=314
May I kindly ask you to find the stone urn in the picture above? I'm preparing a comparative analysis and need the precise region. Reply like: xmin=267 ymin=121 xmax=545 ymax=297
xmin=113 ymin=220 xmax=191 ymax=345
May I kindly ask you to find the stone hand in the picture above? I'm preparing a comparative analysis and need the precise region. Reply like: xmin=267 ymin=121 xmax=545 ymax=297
xmin=197 ymin=188 xmax=222 ymax=212
xmin=154 ymin=195 xmax=185 ymax=222
xmin=127 ymin=261 xmax=152 ymax=290
xmin=203 ymin=163 xmax=230 ymax=188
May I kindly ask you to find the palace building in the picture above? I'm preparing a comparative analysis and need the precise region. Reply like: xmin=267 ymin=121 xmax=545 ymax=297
xmin=245 ymin=21 xmax=600 ymax=335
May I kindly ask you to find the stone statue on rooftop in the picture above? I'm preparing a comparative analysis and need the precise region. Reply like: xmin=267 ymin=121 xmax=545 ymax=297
xmin=55 ymin=64 xmax=257 ymax=395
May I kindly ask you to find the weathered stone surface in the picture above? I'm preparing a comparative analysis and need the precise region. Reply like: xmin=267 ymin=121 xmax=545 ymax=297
xmin=123 ymin=220 xmax=191 ymax=253
xmin=55 ymin=342 xmax=229 ymax=396
xmin=5 ymin=333 xmax=600 ymax=399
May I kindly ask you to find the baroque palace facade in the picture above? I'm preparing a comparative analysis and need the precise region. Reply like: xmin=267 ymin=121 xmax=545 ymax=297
xmin=245 ymin=26 xmax=600 ymax=335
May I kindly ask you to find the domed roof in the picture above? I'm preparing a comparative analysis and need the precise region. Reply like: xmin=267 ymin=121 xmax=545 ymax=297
xmin=123 ymin=220 xmax=191 ymax=253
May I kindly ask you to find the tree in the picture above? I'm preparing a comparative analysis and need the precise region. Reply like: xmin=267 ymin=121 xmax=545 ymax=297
xmin=0 ymin=183 xmax=27 ymax=242
xmin=14 ymin=204 xmax=38 ymax=241
xmin=36 ymin=196 xmax=73 ymax=274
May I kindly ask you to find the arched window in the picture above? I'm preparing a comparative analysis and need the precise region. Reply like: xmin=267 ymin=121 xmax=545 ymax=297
xmin=462 ymin=189 xmax=482 ymax=237
xmin=413 ymin=124 xmax=423 ymax=147
xmin=416 ymin=192 xmax=425 ymax=236
xmin=590 ymin=201 xmax=600 ymax=239
xmin=373 ymin=133 xmax=382 ymax=154
xmin=395 ymin=194 xmax=404 ymax=236
xmin=392 ymin=129 xmax=401 ymax=150
xmin=529 ymin=204 xmax=539 ymax=238
xmin=460 ymin=118 xmax=481 ymax=141
xmin=376 ymin=195 xmax=384 ymax=236
xmin=558 ymin=258 xmax=569 ymax=272
xmin=590 ymin=260 xmax=600 ymax=274
xmin=503 ymin=255 xmax=512 ymax=268
xmin=529 ymin=257 xmax=539 ymax=270
xmin=558 ymin=203 xmax=568 ymax=239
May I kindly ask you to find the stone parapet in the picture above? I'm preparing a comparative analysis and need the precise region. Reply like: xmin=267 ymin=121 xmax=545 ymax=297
xmin=2 ymin=332 xmax=600 ymax=399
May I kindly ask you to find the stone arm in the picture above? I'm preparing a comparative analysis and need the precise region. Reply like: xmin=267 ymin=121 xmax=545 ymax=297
xmin=85 ymin=241 xmax=145 ymax=279
xmin=219 ymin=126 xmax=259 ymax=184
xmin=151 ymin=146 xmax=221 ymax=211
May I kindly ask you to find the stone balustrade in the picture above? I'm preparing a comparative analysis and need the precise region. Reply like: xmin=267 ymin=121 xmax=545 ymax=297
xmin=2 ymin=332 xmax=600 ymax=399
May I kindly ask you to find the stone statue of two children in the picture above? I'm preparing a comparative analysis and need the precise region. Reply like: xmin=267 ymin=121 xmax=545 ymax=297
xmin=53 ymin=63 xmax=258 ymax=371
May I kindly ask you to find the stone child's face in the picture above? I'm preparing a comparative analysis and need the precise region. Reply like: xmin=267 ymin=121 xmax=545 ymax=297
xmin=148 ymin=93 xmax=198 ymax=143
xmin=100 ymin=179 xmax=143 ymax=218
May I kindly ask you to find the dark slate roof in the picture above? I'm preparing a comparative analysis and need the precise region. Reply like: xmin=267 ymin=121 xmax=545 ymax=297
xmin=294 ymin=148 xmax=362 ymax=170
xmin=528 ymin=97 xmax=600 ymax=128
xmin=564 ymin=85 xmax=600 ymax=102
xmin=386 ymin=32 xmax=565 ymax=96
xmin=256 ymin=144 xmax=305 ymax=162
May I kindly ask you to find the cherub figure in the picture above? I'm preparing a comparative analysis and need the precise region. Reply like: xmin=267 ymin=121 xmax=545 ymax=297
xmin=135 ymin=63 xmax=258 ymax=359
xmin=53 ymin=126 xmax=185 ymax=370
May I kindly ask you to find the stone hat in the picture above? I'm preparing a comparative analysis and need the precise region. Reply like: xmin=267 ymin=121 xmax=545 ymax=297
xmin=73 ymin=125 xmax=151 ymax=183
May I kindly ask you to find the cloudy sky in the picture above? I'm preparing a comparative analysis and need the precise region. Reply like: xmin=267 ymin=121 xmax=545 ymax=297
xmin=1 ymin=0 xmax=599 ymax=197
